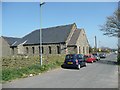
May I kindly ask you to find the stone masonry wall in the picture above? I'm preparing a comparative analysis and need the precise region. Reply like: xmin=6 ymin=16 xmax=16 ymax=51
xmin=23 ymin=44 xmax=67 ymax=56
xmin=0 ymin=37 xmax=11 ymax=57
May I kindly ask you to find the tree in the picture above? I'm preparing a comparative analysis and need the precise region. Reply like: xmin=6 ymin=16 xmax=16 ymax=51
xmin=89 ymin=46 xmax=93 ymax=53
xmin=100 ymin=9 xmax=120 ymax=37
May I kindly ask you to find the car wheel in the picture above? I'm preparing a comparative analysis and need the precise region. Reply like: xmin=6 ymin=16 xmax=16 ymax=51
xmin=91 ymin=61 xmax=93 ymax=63
xmin=85 ymin=63 xmax=87 ymax=67
xmin=77 ymin=64 xmax=80 ymax=69
xmin=61 ymin=64 xmax=65 ymax=68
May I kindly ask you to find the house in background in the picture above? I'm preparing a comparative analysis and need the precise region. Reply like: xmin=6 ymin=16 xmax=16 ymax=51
xmin=0 ymin=36 xmax=20 ymax=57
xmin=0 ymin=23 xmax=90 ymax=57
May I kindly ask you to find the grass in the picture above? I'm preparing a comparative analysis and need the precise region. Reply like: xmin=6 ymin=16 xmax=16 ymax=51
xmin=2 ymin=54 xmax=65 ymax=83
xmin=2 ymin=64 xmax=47 ymax=81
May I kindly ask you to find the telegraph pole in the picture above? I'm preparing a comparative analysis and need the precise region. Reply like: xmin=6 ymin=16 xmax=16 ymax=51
xmin=94 ymin=36 xmax=97 ymax=52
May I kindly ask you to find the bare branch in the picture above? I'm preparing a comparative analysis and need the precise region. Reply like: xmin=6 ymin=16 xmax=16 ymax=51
xmin=100 ymin=9 xmax=120 ymax=38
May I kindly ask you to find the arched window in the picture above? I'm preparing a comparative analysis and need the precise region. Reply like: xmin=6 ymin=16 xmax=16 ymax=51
xmin=39 ymin=46 xmax=40 ymax=54
xmin=32 ymin=47 xmax=35 ymax=54
xmin=42 ymin=47 xmax=44 ymax=54
xmin=79 ymin=46 xmax=81 ymax=54
xmin=49 ymin=46 xmax=52 ymax=54
xmin=26 ymin=47 xmax=29 ymax=54
xmin=12 ymin=47 xmax=14 ymax=55
xmin=83 ymin=47 xmax=85 ymax=54
xmin=57 ymin=46 xmax=60 ymax=54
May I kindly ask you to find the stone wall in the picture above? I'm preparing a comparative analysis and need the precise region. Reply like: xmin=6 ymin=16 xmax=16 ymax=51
xmin=0 ymin=37 xmax=11 ymax=57
xmin=22 ymin=43 xmax=67 ymax=56
xmin=76 ymin=29 xmax=89 ymax=55
xmin=67 ymin=46 xmax=77 ymax=54
xmin=10 ymin=47 xmax=18 ymax=56
xmin=0 ymin=37 xmax=18 ymax=57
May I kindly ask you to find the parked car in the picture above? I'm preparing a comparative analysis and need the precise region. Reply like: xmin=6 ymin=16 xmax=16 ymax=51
xmin=77 ymin=54 xmax=87 ymax=67
xmin=114 ymin=51 xmax=118 ymax=54
xmin=84 ymin=54 xmax=96 ymax=63
xmin=99 ymin=53 xmax=106 ymax=58
xmin=92 ymin=53 xmax=100 ymax=61
xmin=62 ymin=54 xmax=86 ymax=69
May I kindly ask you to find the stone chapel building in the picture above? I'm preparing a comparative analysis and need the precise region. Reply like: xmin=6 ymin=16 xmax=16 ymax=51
xmin=0 ymin=23 xmax=90 ymax=57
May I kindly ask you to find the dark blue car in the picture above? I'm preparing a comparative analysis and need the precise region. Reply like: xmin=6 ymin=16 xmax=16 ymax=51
xmin=99 ymin=53 xmax=106 ymax=58
xmin=62 ymin=54 xmax=87 ymax=69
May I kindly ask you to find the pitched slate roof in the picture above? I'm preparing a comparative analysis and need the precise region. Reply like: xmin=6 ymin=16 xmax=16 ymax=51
xmin=2 ymin=36 xmax=21 ymax=46
xmin=13 ymin=23 xmax=74 ymax=46
xmin=68 ymin=30 xmax=81 ymax=46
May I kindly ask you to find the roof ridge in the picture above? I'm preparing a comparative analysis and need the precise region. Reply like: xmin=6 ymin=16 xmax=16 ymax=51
xmin=22 ymin=23 xmax=74 ymax=39
xmin=41 ymin=23 xmax=74 ymax=30
xmin=1 ymin=36 xmax=20 ymax=39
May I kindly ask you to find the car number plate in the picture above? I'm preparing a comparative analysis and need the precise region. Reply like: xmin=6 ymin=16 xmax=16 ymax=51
xmin=68 ymin=62 xmax=73 ymax=64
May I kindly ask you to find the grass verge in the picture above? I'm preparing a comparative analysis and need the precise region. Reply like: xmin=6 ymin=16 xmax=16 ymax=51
xmin=2 ymin=54 xmax=65 ymax=83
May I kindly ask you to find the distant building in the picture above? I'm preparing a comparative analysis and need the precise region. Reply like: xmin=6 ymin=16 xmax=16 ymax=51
xmin=0 ymin=36 xmax=20 ymax=57
xmin=0 ymin=23 xmax=89 ymax=57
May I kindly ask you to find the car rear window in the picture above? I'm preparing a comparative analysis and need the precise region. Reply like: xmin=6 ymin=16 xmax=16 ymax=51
xmin=84 ymin=55 xmax=90 ymax=58
xmin=99 ymin=54 xmax=105 ymax=56
xmin=65 ymin=55 xmax=76 ymax=60
xmin=77 ymin=54 xmax=83 ymax=59
xmin=93 ymin=54 xmax=97 ymax=56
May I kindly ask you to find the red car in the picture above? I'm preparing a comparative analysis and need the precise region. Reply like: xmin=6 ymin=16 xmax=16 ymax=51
xmin=84 ymin=54 xmax=96 ymax=63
